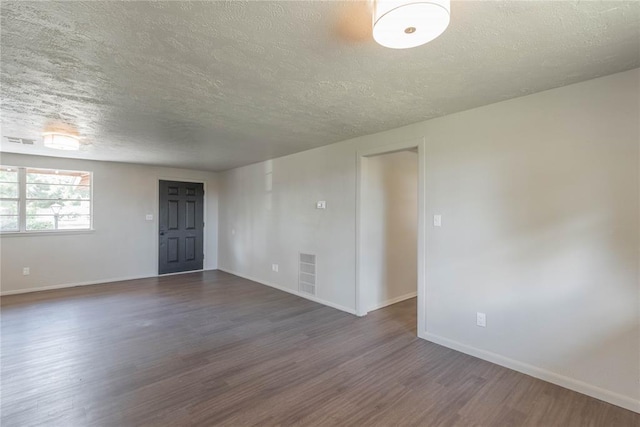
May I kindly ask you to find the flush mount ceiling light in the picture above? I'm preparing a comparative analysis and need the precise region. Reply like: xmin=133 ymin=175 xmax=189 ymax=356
xmin=42 ymin=132 xmax=80 ymax=150
xmin=373 ymin=0 xmax=450 ymax=49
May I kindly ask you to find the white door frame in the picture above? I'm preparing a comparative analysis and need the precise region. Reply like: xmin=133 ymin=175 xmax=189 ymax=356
xmin=355 ymin=137 xmax=427 ymax=336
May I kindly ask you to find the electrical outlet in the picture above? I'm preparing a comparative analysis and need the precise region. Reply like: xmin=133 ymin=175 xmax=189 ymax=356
xmin=22 ymin=267 xmax=30 ymax=276
xmin=272 ymin=264 xmax=279 ymax=272
xmin=433 ymin=215 xmax=442 ymax=227
xmin=316 ymin=201 xmax=326 ymax=209
xmin=476 ymin=312 xmax=486 ymax=327
xmin=145 ymin=214 xmax=153 ymax=221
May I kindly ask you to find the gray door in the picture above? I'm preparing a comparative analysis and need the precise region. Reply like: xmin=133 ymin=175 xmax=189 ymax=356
xmin=158 ymin=180 xmax=204 ymax=275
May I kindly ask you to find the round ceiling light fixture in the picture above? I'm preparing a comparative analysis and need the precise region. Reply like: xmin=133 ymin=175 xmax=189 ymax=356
xmin=42 ymin=132 xmax=81 ymax=150
xmin=373 ymin=0 xmax=450 ymax=49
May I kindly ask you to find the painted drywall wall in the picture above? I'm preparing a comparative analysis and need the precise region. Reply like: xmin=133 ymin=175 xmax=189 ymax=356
xmin=0 ymin=154 xmax=219 ymax=294
xmin=218 ymin=69 xmax=639 ymax=410
xmin=361 ymin=151 xmax=417 ymax=312
xmin=218 ymin=148 xmax=358 ymax=313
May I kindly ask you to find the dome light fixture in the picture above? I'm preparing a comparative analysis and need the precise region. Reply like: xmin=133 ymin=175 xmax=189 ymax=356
xmin=373 ymin=0 xmax=450 ymax=49
xmin=42 ymin=132 xmax=80 ymax=150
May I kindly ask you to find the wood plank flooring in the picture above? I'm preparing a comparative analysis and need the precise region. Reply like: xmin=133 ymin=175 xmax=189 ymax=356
xmin=1 ymin=270 xmax=638 ymax=426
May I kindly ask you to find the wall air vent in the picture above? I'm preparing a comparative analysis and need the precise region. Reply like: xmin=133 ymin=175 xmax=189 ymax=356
xmin=299 ymin=253 xmax=316 ymax=296
xmin=5 ymin=136 xmax=35 ymax=145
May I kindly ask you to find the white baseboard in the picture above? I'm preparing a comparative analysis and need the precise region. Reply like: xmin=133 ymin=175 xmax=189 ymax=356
xmin=368 ymin=291 xmax=417 ymax=312
xmin=218 ymin=268 xmax=356 ymax=315
xmin=422 ymin=331 xmax=640 ymax=414
xmin=1 ymin=269 xmax=215 ymax=296
xmin=157 ymin=269 xmax=205 ymax=277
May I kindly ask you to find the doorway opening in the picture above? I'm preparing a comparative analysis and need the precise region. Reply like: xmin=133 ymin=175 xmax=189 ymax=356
xmin=158 ymin=180 xmax=205 ymax=275
xmin=356 ymin=139 xmax=426 ymax=337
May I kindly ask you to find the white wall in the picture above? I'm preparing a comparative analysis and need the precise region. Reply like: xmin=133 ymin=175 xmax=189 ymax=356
xmin=0 ymin=154 xmax=219 ymax=294
xmin=362 ymin=150 xmax=417 ymax=312
xmin=218 ymin=69 xmax=639 ymax=410
xmin=218 ymin=148 xmax=358 ymax=313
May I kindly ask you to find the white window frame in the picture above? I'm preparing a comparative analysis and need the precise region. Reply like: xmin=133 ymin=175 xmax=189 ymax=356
xmin=0 ymin=165 xmax=94 ymax=234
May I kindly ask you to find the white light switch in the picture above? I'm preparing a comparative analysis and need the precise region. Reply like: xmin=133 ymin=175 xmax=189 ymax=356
xmin=272 ymin=264 xmax=279 ymax=272
xmin=476 ymin=312 xmax=486 ymax=327
xmin=23 ymin=267 xmax=30 ymax=276
xmin=145 ymin=214 xmax=153 ymax=221
xmin=433 ymin=215 xmax=442 ymax=227
xmin=316 ymin=201 xmax=326 ymax=209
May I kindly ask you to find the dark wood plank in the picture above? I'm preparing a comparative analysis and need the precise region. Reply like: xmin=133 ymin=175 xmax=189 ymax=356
xmin=1 ymin=271 xmax=638 ymax=426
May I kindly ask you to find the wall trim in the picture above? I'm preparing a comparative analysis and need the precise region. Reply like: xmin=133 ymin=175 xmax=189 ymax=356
xmin=218 ymin=268 xmax=356 ymax=315
xmin=1 ymin=269 xmax=212 ymax=296
xmin=356 ymin=137 xmax=427 ymax=322
xmin=423 ymin=332 xmax=640 ymax=414
xmin=368 ymin=291 xmax=417 ymax=312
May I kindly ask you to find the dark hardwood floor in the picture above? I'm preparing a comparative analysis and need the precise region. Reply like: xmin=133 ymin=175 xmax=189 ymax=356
xmin=1 ymin=270 xmax=638 ymax=426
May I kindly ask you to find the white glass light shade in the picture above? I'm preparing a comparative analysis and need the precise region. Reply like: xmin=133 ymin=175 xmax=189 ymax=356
xmin=42 ymin=132 xmax=80 ymax=150
xmin=373 ymin=0 xmax=450 ymax=49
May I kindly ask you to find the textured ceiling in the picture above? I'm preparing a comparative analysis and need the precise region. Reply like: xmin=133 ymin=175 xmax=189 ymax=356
xmin=1 ymin=1 xmax=639 ymax=171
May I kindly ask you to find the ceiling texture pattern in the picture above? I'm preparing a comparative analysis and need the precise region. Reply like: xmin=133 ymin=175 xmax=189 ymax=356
xmin=1 ymin=1 xmax=639 ymax=171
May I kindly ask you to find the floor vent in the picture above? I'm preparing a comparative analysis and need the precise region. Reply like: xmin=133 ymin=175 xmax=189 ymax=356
xmin=299 ymin=253 xmax=316 ymax=296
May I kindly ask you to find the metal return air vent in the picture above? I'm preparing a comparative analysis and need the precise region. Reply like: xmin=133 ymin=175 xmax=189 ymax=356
xmin=299 ymin=253 xmax=316 ymax=296
xmin=5 ymin=136 xmax=35 ymax=145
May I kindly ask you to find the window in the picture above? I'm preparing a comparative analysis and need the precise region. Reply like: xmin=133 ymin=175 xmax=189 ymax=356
xmin=0 ymin=167 xmax=19 ymax=231
xmin=0 ymin=166 xmax=92 ymax=233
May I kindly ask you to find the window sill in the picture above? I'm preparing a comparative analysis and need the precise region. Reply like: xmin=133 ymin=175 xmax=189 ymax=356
xmin=0 ymin=229 xmax=95 ymax=238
